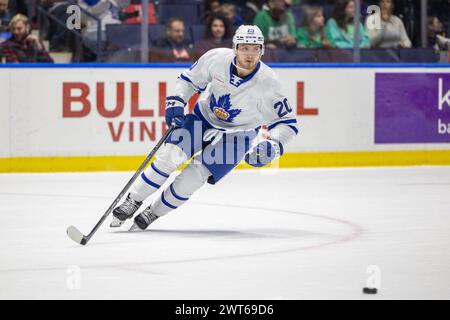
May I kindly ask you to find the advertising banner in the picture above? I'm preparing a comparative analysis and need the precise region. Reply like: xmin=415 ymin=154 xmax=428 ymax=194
xmin=375 ymin=73 xmax=450 ymax=143
xmin=1 ymin=66 xmax=449 ymax=171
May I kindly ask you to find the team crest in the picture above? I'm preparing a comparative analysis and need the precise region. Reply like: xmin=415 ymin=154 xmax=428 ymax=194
xmin=209 ymin=94 xmax=241 ymax=123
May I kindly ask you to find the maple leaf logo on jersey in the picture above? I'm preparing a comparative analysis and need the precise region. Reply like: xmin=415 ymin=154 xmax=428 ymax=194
xmin=209 ymin=93 xmax=241 ymax=123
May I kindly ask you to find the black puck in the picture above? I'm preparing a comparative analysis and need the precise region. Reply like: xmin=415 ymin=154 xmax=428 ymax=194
xmin=363 ymin=287 xmax=378 ymax=294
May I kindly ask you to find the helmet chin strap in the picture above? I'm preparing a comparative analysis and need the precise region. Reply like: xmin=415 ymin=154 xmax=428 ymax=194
xmin=232 ymin=59 xmax=255 ymax=72
xmin=232 ymin=54 xmax=262 ymax=73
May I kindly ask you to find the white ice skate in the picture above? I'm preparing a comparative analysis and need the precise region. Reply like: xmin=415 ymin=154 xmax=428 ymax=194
xmin=110 ymin=194 xmax=143 ymax=227
xmin=129 ymin=205 xmax=160 ymax=231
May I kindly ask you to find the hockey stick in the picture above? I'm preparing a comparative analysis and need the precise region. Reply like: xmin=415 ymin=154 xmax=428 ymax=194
xmin=66 ymin=125 xmax=176 ymax=246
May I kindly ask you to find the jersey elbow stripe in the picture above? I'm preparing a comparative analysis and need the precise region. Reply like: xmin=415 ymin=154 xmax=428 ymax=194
xmin=141 ymin=172 xmax=161 ymax=189
xmin=268 ymin=119 xmax=298 ymax=131
xmin=288 ymin=125 xmax=299 ymax=135
xmin=180 ymin=73 xmax=200 ymax=90
xmin=179 ymin=73 xmax=193 ymax=84
xmin=179 ymin=73 xmax=206 ymax=92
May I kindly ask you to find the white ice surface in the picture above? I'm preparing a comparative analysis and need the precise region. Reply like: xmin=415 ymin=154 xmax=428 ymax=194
xmin=0 ymin=166 xmax=449 ymax=299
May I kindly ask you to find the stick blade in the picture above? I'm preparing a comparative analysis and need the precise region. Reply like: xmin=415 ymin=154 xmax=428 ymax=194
xmin=67 ymin=226 xmax=87 ymax=245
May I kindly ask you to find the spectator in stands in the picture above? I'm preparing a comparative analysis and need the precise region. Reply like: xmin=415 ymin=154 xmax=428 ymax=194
xmin=325 ymin=0 xmax=370 ymax=49
xmin=428 ymin=0 xmax=450 ymax=39
xmin=0 ymin=0 xmax=12 ymax=44
xmin=253 ymin=0 xmax=297 ymax=49
xmin=221 ymin=2 xmax=244 ymax=28
xmin=296 ymin=6 xmax=330 ymax=48
xmin=153 ymin=17 xmax=193 ymax=61
xmin=240 ymin=0 xmax=265 ymax=24
xmin=8 ymin=0 xmax=25 ymax=16
xmin=79 ymin=0 xmax=130 ymax=59
xmin=366 ymin=0 xmax=411 ymax=48
xmin=1 ymin=14 xmax=54 ymax=62
xmin=41 ymin=0 xmax=73 ymax=52
xmin=0 ymin=0 xmax=12 ymax=31
xmin=195 ymin=13 xmax=232 ymax=55
xmin=427 ymin=15 xmax=450 ymax=51
xmin=204 ymin=0 xmax=222 ymax=21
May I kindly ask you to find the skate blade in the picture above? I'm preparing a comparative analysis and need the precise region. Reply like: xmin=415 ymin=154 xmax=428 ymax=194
xmin=110 ymin=216 xmax=125 ymax=228
xmin=128 ymin=223 xmax=142 ymax=232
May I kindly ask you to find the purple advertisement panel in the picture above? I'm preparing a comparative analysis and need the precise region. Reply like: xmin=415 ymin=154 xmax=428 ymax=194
xmin=375 ymin=73 xmax=450 ymax=143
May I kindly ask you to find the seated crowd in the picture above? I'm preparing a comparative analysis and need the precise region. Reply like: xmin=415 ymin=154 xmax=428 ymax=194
xmin=1 ymin=0 xmax=449 ymax=63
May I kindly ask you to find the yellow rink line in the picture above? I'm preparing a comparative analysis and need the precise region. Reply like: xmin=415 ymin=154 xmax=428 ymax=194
xmin=1 ymin=150 xmax=450 ymax=173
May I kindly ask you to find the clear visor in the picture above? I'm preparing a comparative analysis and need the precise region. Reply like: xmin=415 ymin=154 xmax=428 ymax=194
xmin=236 ymin=44 xmax=262 ymax=55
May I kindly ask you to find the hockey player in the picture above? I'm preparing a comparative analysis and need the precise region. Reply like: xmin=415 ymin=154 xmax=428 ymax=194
xmin=111 ymin=25 xmax=299 ymax=231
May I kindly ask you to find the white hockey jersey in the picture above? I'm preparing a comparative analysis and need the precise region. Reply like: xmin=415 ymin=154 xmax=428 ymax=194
xmin=173 ymin=48 xmax=298 ymax=147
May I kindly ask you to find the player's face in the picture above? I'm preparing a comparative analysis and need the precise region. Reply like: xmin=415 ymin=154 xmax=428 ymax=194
xmin=236 ymin=44 xmax=261 ymax=70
